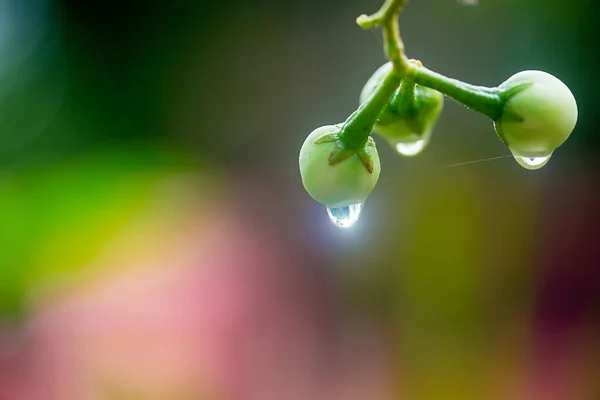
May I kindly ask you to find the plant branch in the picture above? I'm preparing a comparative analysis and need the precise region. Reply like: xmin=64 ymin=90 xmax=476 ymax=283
xmin=339 ymin=68 xmax=402 ymax=149
xmin=336 ymin=0 xmax=507 ymax=164
xmin=335 ymin=0 xmax=410 ymax=159
xmin=412 ymin=66 xmax=504 ymax=120
xmin=357 ymin=0 xmax=409 ymax=71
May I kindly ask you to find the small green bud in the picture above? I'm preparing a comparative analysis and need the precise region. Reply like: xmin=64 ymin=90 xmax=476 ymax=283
xmin=360 ymin=62 xmax=444 ymax=156
xmin=494 ymin=70 xmax=578 ymax=166
xmin=299 ymin=125 xmax=381 ymax=208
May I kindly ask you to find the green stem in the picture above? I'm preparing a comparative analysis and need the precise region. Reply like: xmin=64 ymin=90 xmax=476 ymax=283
xmin=412 ymin=66 xmax=504 ymax=120
xmin=339 ymin=0 xmax=409 ymax=151
xmin=340 ymin=0 xmax=506 ymax=153
xmin=356 ymin=0 xmax=407 ymax=28
xmin=357 ymin=0 xmax=409 ymax=71
xmin=339 ymin=69 xmax=402 ymax=149
xmin=393 ymin=77 xmax=418 ymax=116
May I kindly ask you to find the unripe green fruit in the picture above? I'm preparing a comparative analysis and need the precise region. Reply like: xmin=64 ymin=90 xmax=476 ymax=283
xmin=360 ymin=63 xmax=395 ymax=115
xmin=494 ymin=70 xmax=578 ymax=158
xmin=299 ymin=125 xmax=381 ymax=208
xmin=360 ymin=62 xmax=444 ymax=156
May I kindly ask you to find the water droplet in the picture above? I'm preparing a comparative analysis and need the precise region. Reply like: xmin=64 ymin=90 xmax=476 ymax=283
xmin=326 ymin=203 xmax=362 ymax=228
xmin=513 ymin=153 xmax=552 ymax=170
xmin=395 ymin=139 xmax=428 ymax=156
xmin=458 ymin=0 xmax=479 ymax=5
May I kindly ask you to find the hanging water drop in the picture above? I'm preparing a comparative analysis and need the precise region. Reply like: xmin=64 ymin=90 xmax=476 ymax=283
xmin=513 ymin=153 xmax=552 ymax=170
xmin=395 ymin=139 xmax=428 ymax=157
xmin=326 ymin=203 xmax=362 ymax=228
xmin=458 ymin=0 xmax=479 ymax=5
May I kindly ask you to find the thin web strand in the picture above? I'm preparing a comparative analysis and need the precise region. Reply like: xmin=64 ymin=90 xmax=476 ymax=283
xmin=379 ymin=154 xmax=512 ymax=183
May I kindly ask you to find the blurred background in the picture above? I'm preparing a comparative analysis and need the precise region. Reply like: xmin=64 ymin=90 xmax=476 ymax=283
xmin=0 ymin=0 xmax=599 ymax=399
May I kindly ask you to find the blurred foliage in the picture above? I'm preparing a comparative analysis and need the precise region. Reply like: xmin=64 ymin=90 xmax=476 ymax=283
xmin=0 ymin=145 xmax=189 ymax=315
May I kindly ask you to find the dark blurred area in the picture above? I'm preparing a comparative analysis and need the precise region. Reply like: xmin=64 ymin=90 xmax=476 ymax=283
xmin=0 ymin=0 xmax=599 ymax=399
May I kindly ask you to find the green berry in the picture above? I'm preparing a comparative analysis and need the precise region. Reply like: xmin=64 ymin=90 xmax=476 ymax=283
xmin=494 ymin=70 xmax=578 ymax=159
xmin=360 ymin=62 xmax=444 ymax=156
xmin=299 ymin=125 xmax=381 ymax=208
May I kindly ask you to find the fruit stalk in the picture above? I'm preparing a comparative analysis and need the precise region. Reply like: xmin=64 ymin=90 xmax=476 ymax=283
xmin=412 ymin=66 xmax=505 ymax=120
xmin=340 ymin=0 xmax=410 ymax=150
xmin=339 ymin=69 xmax=402 ymax=149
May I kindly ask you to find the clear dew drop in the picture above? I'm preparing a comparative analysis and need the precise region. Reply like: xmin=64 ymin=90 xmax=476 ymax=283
xmin=326 ymin=203 xmax=362 ymax=228
xmin=458 ymin=0 xmax=479 ymax=5
xmin=513 ymin=153 xmax=553 ymax=170
xmin=395 ymin=139 xmax=428 ymax=157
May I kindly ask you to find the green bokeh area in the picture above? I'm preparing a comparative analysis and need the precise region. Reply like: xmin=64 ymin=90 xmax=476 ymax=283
xmin=0 ymin=0 xmax=198 ymax=315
